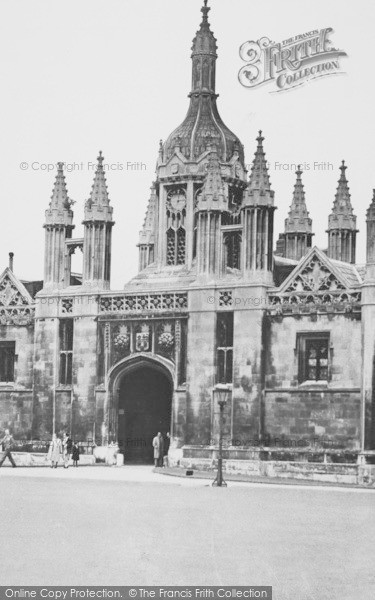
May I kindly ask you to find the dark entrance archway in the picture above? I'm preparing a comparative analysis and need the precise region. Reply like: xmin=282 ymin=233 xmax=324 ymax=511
xmin=118 ymin=366 xmax=172 ymax=463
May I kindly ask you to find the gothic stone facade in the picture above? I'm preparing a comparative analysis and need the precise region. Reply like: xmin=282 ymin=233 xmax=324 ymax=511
xmin=1 ymin=2 xmax=374 ymax=462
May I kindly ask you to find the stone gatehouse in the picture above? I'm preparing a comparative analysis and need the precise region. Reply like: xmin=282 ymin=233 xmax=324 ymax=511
xmin=0 ymin=1 xmax=374 ymax=464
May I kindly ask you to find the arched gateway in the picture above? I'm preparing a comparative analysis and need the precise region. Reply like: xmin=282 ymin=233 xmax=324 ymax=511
xmin=106 ymin=354 xmax=174 ymax=463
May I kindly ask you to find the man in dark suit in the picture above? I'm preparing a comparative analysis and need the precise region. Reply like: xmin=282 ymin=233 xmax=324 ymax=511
xmin=163 ymin=432 xmax=171 ymax=467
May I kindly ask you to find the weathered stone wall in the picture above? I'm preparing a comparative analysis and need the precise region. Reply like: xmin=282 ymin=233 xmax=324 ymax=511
xmin=186 ymin=288 xmax=215 ymax=445
xmin=71 ymin=316 xmax=98 ymax=442
xmin=186 ymin=285 xmax=268 ymax=447
xmin=264 ymin=390 xmax=361 ymax=448
xmin=172 ymin=388 xmax=187 ymax=447
xmin=0 ymin=323 xmax=35 ymax=437
xmin=55 ymin=390 xmax=72 ymax=436
xmin=361 ymin=276 xmax=375 ymax=449
xmin=32 ymin=317 xmax=58 ymax=439
xmin=94 ymin=388 xmax=106 ymax=446
xmin=231 ymin=286 xmax=267 ymax=444
xmin=264 ymin=313 xmax=362 ymax=448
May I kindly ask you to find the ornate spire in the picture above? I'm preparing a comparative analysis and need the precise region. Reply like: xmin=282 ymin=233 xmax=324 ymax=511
xmin=191 ymin=0 xmax=217 ymax=61
xmin=163 ymin=1 xmax=244 ymax=164
xmin=246 ymin=131 xmax=274 ymax=207
xmin=84 ymin=151 xmax=113 ymax=223
xmin=366 ymin=189 xmax=375 ymax=266
xmin=327 ymin=161 xmax=357 ymax=263
xmin=367 ymin=189 xmax=375 ymax=221
xmin=142 ymin=184 xmax=157 ymax=234
xmin=199 ymin=146 xmax=226 ymax=209
xmin=88 ymin=151 xmax=110 ymax=207
xmin=249 ymin=131 xmax=271 ymax=192
xmin=50 ymin=162 xmax=71 ymax=210
xmin=45 ymin=162 xmax=74 ymax=228
xmin=328 ymin=160 xmax=356 ymax=229
xmin=284 ymin=166 xmax=312 ymax=234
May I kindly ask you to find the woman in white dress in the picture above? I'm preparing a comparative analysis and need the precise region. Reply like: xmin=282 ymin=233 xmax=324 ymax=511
xmin=47 ymin=433 xmax=62 ymax=468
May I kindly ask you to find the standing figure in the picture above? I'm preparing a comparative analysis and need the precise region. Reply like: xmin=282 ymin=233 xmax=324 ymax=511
xmin=0 ymin=429 xmax=17 ymax=468
xmin=152 ymin=431 xmax=164 ymax=468
xmin=71 ymin=442 xmax=80 ymax=467
xmin=62 ymin=432 xmax=73 ymax=469
xmin=47 ymin=433 xmax=62 ymax=468
xmin=163 ymin=432 xmax=171 ymax=468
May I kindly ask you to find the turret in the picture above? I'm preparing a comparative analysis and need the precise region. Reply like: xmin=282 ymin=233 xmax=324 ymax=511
xmin=138 ymin=184 xmax=157 ymax=271
xmin=241 ymin=131 xmax=275 ymax=279
xmin=277 ymin=167 xmax=313 ymax=261
xmin=43 ymin=162 xmax=74 ymax=289
xmin=82 ymin=152 xmax=114 ymax=289
xmin=366 ymin=189 xmax=375 ymax=269
xmin=327 ymin=161 xmax=358 ymax=263
xmin=196 ymin=146 xmax=227 ymax=277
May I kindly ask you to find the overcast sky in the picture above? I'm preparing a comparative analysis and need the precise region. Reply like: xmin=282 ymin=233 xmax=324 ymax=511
xmin=1 ymin=0 xmax=374 ymax=288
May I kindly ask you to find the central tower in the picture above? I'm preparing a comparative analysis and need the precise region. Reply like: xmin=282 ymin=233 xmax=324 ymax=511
xmin=137 ymin=0 xmax=248 ymax=277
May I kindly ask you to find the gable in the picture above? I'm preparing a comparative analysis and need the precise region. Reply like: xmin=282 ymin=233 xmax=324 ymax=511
xmin=276 ymin=247 xmax=359 ymax=295
xmin=0 ymin=268 xmax=34 ymax=326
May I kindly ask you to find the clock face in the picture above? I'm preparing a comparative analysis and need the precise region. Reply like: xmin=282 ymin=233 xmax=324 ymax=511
xmin=170 ymin=192 xmax=186 ymax=211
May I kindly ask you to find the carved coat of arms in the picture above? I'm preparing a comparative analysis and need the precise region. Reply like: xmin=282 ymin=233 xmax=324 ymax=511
xmin=136 ymin=324 xmax=150 ymax=352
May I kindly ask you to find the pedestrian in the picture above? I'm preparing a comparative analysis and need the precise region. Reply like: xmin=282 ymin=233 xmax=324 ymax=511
xmin=163 ymin=431 xmax=171 ymax=467
xmin=0 ymin=428 xmax=17 ymax=468
xmin=47 ymin=433 xmax=62 ymax=468
xmin=72 ymin=442 xmax=80 ymax=467
xmin=152 ymin=431 xmax=164 ymax=468
xmin=62 ymin=432 xmax=73 ymax=469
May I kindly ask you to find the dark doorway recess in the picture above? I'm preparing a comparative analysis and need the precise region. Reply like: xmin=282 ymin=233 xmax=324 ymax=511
xmin=118 ymin=366 xmax=172 ymax=463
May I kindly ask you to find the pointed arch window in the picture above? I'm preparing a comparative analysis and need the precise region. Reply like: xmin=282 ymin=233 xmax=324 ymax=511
xmin=193 ymin=186 xmax=202 ymax=260
xmin=59 ymin=319 xmax=74 ymax=385
xmin=166 ymin=229 xmax=176 ymax=266
xmin=0 ymin=342 xmax=15 ymax=383
xmin=223 ymin=231 xmax=242 ymax=271
xmin=221 ymin=186 xmax=243 ymax=226
xmin=216 ymin=312 xmax=233 ymax=384
xmin=166 ymin=187 xmax=186 ymax=266
xmin=177 ymin=227 xmax=186 ymax=265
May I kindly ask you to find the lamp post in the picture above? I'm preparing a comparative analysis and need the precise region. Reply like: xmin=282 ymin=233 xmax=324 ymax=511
xmin=212 ymin=384 xmax=230 ymax=487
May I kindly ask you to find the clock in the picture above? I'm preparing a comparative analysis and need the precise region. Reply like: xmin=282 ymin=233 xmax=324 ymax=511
xmin=169 ymin=191 xmax=186 ymax=211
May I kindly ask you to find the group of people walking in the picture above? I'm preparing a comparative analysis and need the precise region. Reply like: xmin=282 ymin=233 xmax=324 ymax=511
xmin=1 ymin=427 xmax=170 ymax=469
xmin=152 ymin=431 xmax=170 ymax=467
xmin=48 ymin=432 xmax=80 ymax=468
xmin=0 ymin=429 xmax=80 ymax=469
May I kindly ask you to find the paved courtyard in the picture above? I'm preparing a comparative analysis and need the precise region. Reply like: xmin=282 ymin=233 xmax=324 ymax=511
xmin=0 ymin=466 xmax=374 ymax=600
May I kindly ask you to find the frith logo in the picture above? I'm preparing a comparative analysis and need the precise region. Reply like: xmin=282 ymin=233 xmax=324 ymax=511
xmin=238 ymin=28 xmax=347 ymax=92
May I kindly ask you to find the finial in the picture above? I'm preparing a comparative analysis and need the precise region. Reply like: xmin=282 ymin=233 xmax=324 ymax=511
xmin=8 ymin=252 xmax=14 ymax=272
xmin=339 ymin=160 xmax=347 ymax=182
xmin=296 ymin=164 xmax=302 ymax=176
xmin=97 ymin=150 xmax=104 ymax=166
xmin=257 ymin=130 xmax=264 ymax=144
xmin=201 ymin=0 xmax=210 ymax=22
xmin=57 ymin=162 xmax=64 ymax=171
